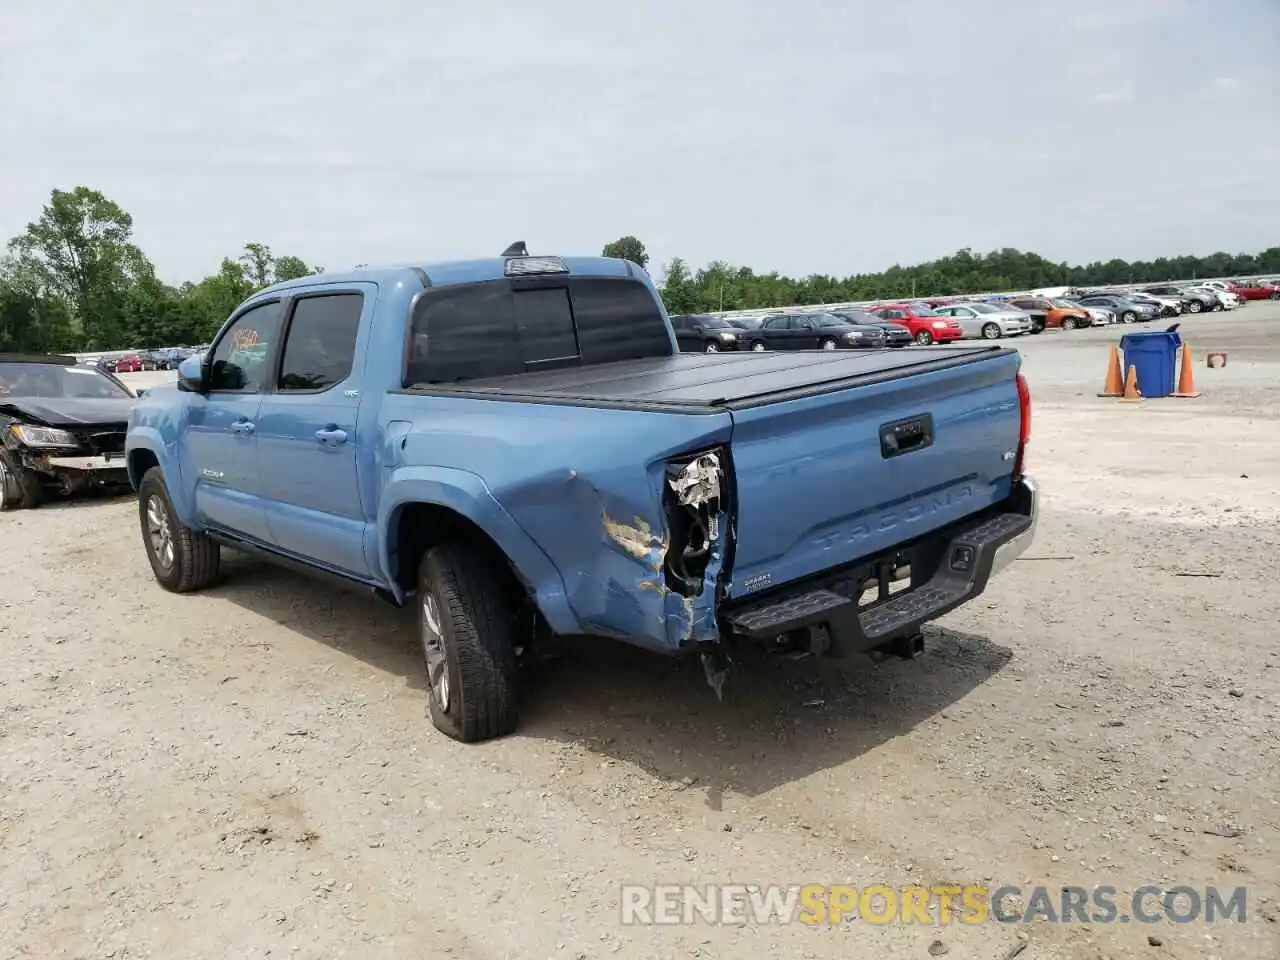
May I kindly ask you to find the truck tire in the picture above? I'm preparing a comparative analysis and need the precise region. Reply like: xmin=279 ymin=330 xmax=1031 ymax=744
xmin=0 ymin=450 xmax=43 ymax=510
xmin=418 ymin=543 xmax=519 ymax=743
xmin=138 ymin=466 xmax=221 ymax=592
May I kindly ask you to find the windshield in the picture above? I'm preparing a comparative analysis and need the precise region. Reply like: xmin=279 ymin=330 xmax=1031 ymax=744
xmin=907 ymin=302 xmax=940 ymax=317
xmin=0 ymin=362 xmax=133 ymax=400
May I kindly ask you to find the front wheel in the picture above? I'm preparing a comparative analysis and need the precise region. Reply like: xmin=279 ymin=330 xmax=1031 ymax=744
xmin=138 ymin=467 xmax=221 ymax=592
xmin=1270 ymin=292 xmax=1279 ymax=300
xmin=820 ymin=339 xmax=837 ymax=351
xmin=703 ymin=341 xmax=720 ymax=353
xmin=914 ymin=330 xmax=933 ymax=345
xmin=1187 ymin=300 xmax=1202 ymax=314
xmin=1212 ymin=303 xmax=1224 ymax=312
xmin=418 ymin=544 xmax=519 ymax=743
xmin=750 ymin=341 xmax=766 ymax=352
xmin=0 ymin=450 xmax=43 ymax=510
xmin=1061 ymin=317 xmax=1077 ymax=331
xmin=1122 ymin=312 xmax=1136 ymax=324
xmin=981 ymin=322 xmax=1001 ymax=340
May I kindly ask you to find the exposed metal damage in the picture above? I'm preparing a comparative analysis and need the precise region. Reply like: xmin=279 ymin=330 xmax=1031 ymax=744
xmin=576 ymin=451 xmax=731 ymax=692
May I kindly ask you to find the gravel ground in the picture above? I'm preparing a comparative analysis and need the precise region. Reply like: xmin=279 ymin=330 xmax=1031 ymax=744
xmin=2 ymin=307 xmax=1278 ymax=959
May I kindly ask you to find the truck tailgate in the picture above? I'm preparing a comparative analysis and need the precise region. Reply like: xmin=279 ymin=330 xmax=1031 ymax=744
xmin=723 ymin=349 xmax=1023 ymax=599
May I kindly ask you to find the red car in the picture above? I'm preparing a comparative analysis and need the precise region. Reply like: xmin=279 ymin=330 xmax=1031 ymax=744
xmin=1227 ymin=281 xmax=1280 ymax=301
xmin=114 ymin=354 xmax=143 ymax=373
xmin=870 ymin=302 xmax=964 ymax=345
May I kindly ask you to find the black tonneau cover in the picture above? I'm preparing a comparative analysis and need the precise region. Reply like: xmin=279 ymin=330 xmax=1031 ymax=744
xmin=401 ymin=347 xmax=1010 ymax=413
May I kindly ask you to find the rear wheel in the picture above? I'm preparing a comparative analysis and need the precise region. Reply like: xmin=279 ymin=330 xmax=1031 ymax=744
xmin=0 ymin=450 xmax=43 ymax=510
xmin=981 ymin=322 xmax=1001 ymax=340
xmin=914 ymin=330 xmax=933 ymax=345
xmin=418 ymin=544 xmax=519 ymax=743
xmin=138 ymin=467 xmax=221 ymax=592
xmin=1061 ymin=317 xmax=1077 ymax=331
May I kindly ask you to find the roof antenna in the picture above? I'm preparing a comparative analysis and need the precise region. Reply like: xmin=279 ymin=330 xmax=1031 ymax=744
xmin=502 ymin=241 xmax=528 ymax=257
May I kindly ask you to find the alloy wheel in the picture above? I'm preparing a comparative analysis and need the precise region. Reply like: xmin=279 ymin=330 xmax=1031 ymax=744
xmin=145 ymin=495 xmax=175 ymax=570
xmin=422 ymin=591 xmax=451 ymax=712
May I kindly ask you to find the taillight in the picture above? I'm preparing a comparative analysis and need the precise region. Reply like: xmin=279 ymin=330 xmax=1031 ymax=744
xmin=1012 ymin=373 xmax=1031 ymax=479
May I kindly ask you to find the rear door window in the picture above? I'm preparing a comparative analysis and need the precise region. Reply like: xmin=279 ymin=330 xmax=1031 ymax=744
xmin=277 ymin=293 xmax=363 ymax=391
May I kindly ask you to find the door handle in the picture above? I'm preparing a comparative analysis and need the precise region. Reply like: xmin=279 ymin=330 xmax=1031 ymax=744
xmin=315 ymin=427 xmax=348 ymax=446
xmin=231 ymin=420 xmax=255 ymax=435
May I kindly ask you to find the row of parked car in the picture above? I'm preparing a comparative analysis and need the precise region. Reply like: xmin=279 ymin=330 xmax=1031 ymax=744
xmin=83 ymin=345 xmax=207 ymax=374
xmin=673 ymin=278 xmax=1277 ymax=353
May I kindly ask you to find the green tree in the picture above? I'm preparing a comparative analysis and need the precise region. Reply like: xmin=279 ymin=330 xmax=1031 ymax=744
xmin=273 ymin=255 xmax=319 ymax=282
xmin=239 ymin=242 xmax=275 ymax=288
xmin=7 ymin=187 xmax=154 ymax=349
xmin=182 ymin=258 xmax=256 ymax=340
xmin=602 ymin=235 xmax=650 ymax=269
xmin=659 ymin=257 xmax=699 ymax=314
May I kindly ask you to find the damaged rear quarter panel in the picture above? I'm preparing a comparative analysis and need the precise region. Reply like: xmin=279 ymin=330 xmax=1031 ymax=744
xmin=384 ymin=394 xmax=734 ymax=653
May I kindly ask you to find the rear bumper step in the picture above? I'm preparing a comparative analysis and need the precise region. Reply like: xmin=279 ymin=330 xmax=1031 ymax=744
xmin=725 ymin=476 xmax=1039 ymax=656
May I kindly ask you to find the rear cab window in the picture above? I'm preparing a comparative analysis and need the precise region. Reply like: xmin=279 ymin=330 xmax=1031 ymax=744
xmin=404 ymin=277 xmax=672 ymax=385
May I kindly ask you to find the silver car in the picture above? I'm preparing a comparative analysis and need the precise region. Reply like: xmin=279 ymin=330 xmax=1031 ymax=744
xmin=934 ymin=301 xmax=1033 ymax=339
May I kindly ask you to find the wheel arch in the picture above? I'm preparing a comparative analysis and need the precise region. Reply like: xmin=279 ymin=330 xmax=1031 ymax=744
xmin=378 ymin=468 xmax=577 ymax=634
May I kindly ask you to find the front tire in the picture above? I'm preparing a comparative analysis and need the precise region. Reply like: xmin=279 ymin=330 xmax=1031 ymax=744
xmin=1187 ymin=300 xmax=1202 ymax=314
xmin=820 ymin=339 xmax=837 ymax=350
xmin=1212 ymin=303 xmax=1223 ymax=312
xmin=981 ymin=322 xmax=1001 ymax=340
xmin=750 ymin=341 xmax=766 ymax=352
xmin=418 ymin=544 xmax=519 ymax=743
xmin=1061 ymin=317 xmax=1077 ymax=331
xmin=703 ymin=341 xmax=720 ymax=353
xmin=0 ymin=450 xmax=43 ymax=510
xmin=1122 ymin=312 xmax=1137 ymax=324
xmin=914 ymin=330 xmax=933 ymax=345
xmin=138 ymin=467 xmax=221 ymax=592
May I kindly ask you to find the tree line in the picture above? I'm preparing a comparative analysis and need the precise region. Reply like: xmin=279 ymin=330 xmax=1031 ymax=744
xmin=0 ymin=187 xmax=320 ymax=354
xmin=2 ymin=189 xmax=1276 ymax=354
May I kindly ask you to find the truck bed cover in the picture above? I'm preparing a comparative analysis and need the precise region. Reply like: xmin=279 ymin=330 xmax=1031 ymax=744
xmin=401 ymin=346 xmax=1011 ymax=413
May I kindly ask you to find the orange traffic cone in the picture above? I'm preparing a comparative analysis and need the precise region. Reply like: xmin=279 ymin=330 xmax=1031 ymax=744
xmin=1098 ymin=345 xmax=1124 ymax=397
xmin=1172 ymin=345 xmax=1201 ymax=398
xmin=1120 ymin=365 xmax=1142 ymax=402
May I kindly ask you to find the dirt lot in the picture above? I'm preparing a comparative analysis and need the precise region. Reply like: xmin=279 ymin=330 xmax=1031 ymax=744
xmin=3 ymin=309 xmax=1278 ymax=959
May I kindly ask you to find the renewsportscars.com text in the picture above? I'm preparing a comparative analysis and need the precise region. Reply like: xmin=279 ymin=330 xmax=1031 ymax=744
xmin=620 ymin=884 xmax=1249 ymax=926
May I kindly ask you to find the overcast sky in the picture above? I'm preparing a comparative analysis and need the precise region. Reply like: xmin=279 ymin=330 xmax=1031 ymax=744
xmin=1 ymin=0 xmax=1276 ymax=284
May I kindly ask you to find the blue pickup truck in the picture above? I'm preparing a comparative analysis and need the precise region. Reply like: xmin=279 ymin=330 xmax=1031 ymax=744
xmin=125 ymin=246 xmax=1038 ymax=742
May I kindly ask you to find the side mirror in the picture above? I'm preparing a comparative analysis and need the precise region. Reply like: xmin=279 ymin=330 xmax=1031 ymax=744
xmin=177 ymin=354 xmax=206 ymax=393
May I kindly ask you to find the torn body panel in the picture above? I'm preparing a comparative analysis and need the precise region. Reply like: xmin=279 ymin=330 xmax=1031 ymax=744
xmin=499 ymin=452 xmax=730 ymax=655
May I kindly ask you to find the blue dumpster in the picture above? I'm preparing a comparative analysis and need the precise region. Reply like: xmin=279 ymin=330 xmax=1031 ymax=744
xmin=1120 ymin=331 xmax=1182 ymax=398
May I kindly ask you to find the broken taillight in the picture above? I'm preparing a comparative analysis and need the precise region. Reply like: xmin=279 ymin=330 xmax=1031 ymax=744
xmin=1012 ymin=372 xmax=1031 ymax=480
